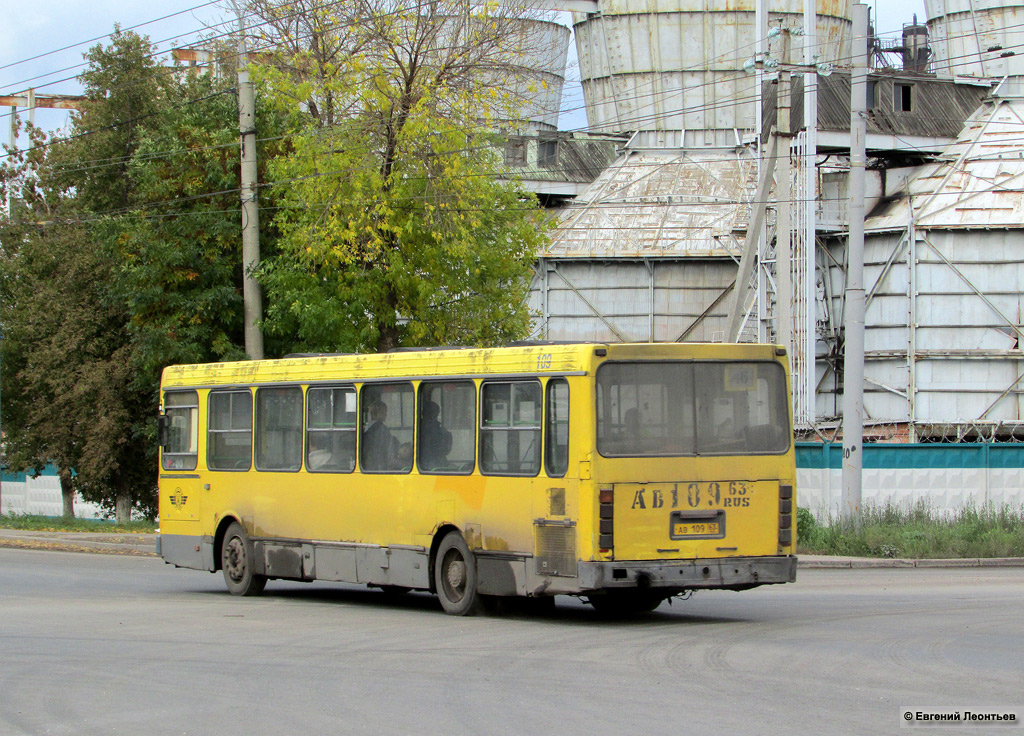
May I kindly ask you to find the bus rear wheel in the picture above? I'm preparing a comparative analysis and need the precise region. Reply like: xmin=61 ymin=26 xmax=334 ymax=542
xmin=221 ymin=521 xmax=267 ymax=596
xmin=434 ymin=531 xmax=483 ymax=616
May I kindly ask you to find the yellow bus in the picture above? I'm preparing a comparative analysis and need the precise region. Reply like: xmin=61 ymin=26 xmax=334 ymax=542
xmin=157 ymin=342 xmax=796 ymax=615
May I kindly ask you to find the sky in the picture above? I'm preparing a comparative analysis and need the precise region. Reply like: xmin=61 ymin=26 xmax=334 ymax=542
xmin=1 ymin=0 xmax=928 ymax=143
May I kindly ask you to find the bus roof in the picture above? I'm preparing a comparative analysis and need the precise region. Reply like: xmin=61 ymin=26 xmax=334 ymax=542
xmin=160 ymin=342 xmax=786 ymax=389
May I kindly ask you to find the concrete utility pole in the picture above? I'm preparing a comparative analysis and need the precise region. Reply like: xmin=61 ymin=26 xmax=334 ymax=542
xmin=842 ymin=3 xmax=868 ymax=526
xmin=776 ymin=30 xmax=793 ymax=353
xmin=234 ymin=2 xmax=264 ymax=360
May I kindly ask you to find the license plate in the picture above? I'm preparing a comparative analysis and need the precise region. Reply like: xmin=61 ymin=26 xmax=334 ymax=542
xmin=669 ymin=509 xmax=726 ymax=539
xmin=673 ymin=521 xmax=720 ymax=537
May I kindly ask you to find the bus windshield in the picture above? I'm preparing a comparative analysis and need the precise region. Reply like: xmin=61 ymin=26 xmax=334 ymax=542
xmin=596 ymin=361 xmax=790 ymax=457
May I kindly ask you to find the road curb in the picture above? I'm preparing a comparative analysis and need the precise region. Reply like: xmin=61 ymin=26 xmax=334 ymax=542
xmin=799 ymin=556 xmax=1024 ymax=569
xmin=0 ymin=529 xmax=157 ymax=557
xmin=1 ymin=531 xmax=1022 ymax=568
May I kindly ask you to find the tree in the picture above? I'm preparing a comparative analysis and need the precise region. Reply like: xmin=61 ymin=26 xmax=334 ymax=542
xmin=114 ymin=70 xmax=286 ymax=375
xmin=1 ymin=29 xmax=167 ymax=520
xmin=1 ymin=120 xmax=149 ymax=519
xmin=2 ymin=27 xmax=290 ymax=520
xmin=249 ymin=0 xmax=550 ymax=353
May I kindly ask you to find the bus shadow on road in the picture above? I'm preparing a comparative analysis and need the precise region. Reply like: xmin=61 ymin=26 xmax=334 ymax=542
xmin=195 ymin=581 xmax=753 ymax=625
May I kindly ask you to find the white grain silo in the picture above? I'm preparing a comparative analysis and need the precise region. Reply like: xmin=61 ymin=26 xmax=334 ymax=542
xmin=496 ymin=17 xmax=573 ymax=132
xmin=572 ymin=0 xmax=851 ymax=145
xmin=926 ymin=0 xmax=1024 ymax=78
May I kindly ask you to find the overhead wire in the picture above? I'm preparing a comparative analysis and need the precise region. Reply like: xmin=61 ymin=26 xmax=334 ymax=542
xmin=7 ymin=0 xmax=1024 ymax=229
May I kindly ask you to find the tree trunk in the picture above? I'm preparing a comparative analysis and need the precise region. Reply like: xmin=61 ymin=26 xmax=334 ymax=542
xmin=58 ymin=469 xmax=75 ymax=519
xmin=115 ymin=490 xmax=132 ymax=524
xmin=375 ymin=283 xmax=401 ymax=353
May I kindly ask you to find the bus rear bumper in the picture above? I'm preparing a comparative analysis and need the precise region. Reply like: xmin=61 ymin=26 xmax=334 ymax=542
xmin=577 ymin=555 xmax=797 ymax=592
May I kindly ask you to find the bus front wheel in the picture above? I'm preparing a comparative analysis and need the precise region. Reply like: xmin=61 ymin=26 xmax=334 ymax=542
xmin=221 ymin=521 xmax=267 ymax=596
xmin=434 ymin=532 xmax=483 ymax=616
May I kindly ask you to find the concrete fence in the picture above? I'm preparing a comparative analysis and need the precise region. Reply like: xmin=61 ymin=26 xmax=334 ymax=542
xmin=796 ymin=443 xmax=1024 ymax=520
xmin=5 ymin=445 xmax=1023 ymax=521
xmin=0 ymin=468 xmax=106 ymax=519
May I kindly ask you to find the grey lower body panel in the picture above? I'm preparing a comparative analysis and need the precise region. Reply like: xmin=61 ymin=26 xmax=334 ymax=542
xmin=161 ymin=530 xmax=795 ymax=598
xmin=159 ymin=533 xmax=215 ymax=571
xmin=577 ymin=555 xmax=797 ymax=592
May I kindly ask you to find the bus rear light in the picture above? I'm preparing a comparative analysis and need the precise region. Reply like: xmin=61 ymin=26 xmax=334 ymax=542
xmin=779 ymin=529 xmax=793 ymax=546
xmin=779 ymin=484 xmax=793 ymax=500
xmin=779 ymin=514 xmax=792 ymax=530
xmin=779 ymin=498 xmax=792 ymax=514
xmin=599 ymin=519 xmax=614 ymax=534
xmin=599 ymin=488 xmax=614 ymax=504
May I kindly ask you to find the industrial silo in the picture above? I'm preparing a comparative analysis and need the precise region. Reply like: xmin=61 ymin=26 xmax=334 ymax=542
xmin=494 ymin=16 xmax=572 ymax=132
xmin=572 ymin=0 xmax=851 ymax=145
xmin=925 ymin=0 xmax=1024 ymax=78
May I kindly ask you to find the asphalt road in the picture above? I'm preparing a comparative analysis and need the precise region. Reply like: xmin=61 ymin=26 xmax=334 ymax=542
xmin=0 ymin=548 xmax=1021 ymax=736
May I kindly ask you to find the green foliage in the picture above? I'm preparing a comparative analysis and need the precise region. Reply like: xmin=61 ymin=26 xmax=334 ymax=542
xmin=796 ymin=502 xmax=1024 ymax=558
xmin=0 ymin=29 xmax=281 ymax=521
xmin=113 ymin=71 xmax=284 ymax=373
xmin=252 ymin=0 xmax=548 ymax=353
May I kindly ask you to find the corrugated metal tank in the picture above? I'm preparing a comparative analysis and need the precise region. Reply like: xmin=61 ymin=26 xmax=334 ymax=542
xmin=501 ymin=18 xmax=572 ymax=131
xmin=925 ymin=0 xmax=1024 ymax=78
xmin=572 ymin=0 xmax=851 ymax=144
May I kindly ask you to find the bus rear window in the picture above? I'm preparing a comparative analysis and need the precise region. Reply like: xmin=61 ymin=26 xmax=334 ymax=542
xmin=596 ymin=362 xmax=789 ymax=457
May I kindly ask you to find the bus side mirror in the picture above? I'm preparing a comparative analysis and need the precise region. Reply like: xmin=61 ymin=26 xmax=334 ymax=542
xmin=157 ymin=415 xmax=169 ymax=449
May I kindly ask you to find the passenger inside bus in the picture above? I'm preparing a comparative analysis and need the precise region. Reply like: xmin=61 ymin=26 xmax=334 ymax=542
xmin=362 ymin=400 xmax=398 ymax=471
xmin=419 ymin=401 xmax=452 ymax=470
xmin=307 ymin=433 xmax=334 ymax=471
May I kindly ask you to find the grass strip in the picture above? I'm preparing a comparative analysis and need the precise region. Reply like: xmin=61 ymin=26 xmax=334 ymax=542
xmin=0 ymin=513 xmax=157 ymax=534
xmin=797 ymin=502 xmax=1024 ymax=558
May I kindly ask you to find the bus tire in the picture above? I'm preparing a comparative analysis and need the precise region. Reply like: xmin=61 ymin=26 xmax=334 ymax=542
xmin=434 ymin=531 xmax=483 ymax=616
xmin=221 ymin=521 xmax=267 ymax=596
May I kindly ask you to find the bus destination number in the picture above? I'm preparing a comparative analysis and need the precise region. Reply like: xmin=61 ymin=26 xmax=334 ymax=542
xmin=536 ymin=353 xmax=553 ymax=371
xmin=629 ymin=481 xmax=751 ymax=510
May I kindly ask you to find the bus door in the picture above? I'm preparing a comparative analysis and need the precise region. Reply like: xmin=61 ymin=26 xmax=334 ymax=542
xmin=160 ymin=390 xmax=203 ymax=524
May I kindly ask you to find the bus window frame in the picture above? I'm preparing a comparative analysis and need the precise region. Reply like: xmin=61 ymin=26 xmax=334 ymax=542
xmin=207 ymin=389 xmax=254 ymax=472
xmin=359 ymin=381 xmax=415 ymax=475
xmin=478 ymin=379 xmax=542 ymax=478
xmin=544 ymin=377 xmax=569 ymax=478
xmin=595 ymin=359 xmax=790 ymax=459
xmin=305 ymin=384 xmax=357 ymax=474
xmin=161 ymin=389 xmax=199 ymax=471
xmin=254 ymin=385 xmax=304 ymax=473
xmin=417 ymin=380 xmax=476 ymax=476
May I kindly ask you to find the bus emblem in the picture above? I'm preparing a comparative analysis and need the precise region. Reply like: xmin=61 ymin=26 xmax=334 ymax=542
xmin=169 ymin=489 xmax=188 ymax=508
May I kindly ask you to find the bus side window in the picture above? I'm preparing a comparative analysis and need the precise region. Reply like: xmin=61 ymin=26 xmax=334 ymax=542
xmin=255 ymin=386 xmax=303 ymax=472
xmin=306 ymin=386 xmax=356 ymax=473
xmin=545 ymin=379 xmax=569 ymax=477
xmin=360 ymin=383 xmax=414 ymax=473
xmin=418 ymin=381 xmax=475 ymax=474
xmin=480 ymin=381 xmax=541 ymax=476
xmin=162 ymin=390 xmax=199 ymax=471
xmin=208 ymin=390 xmax=253 ymax=471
